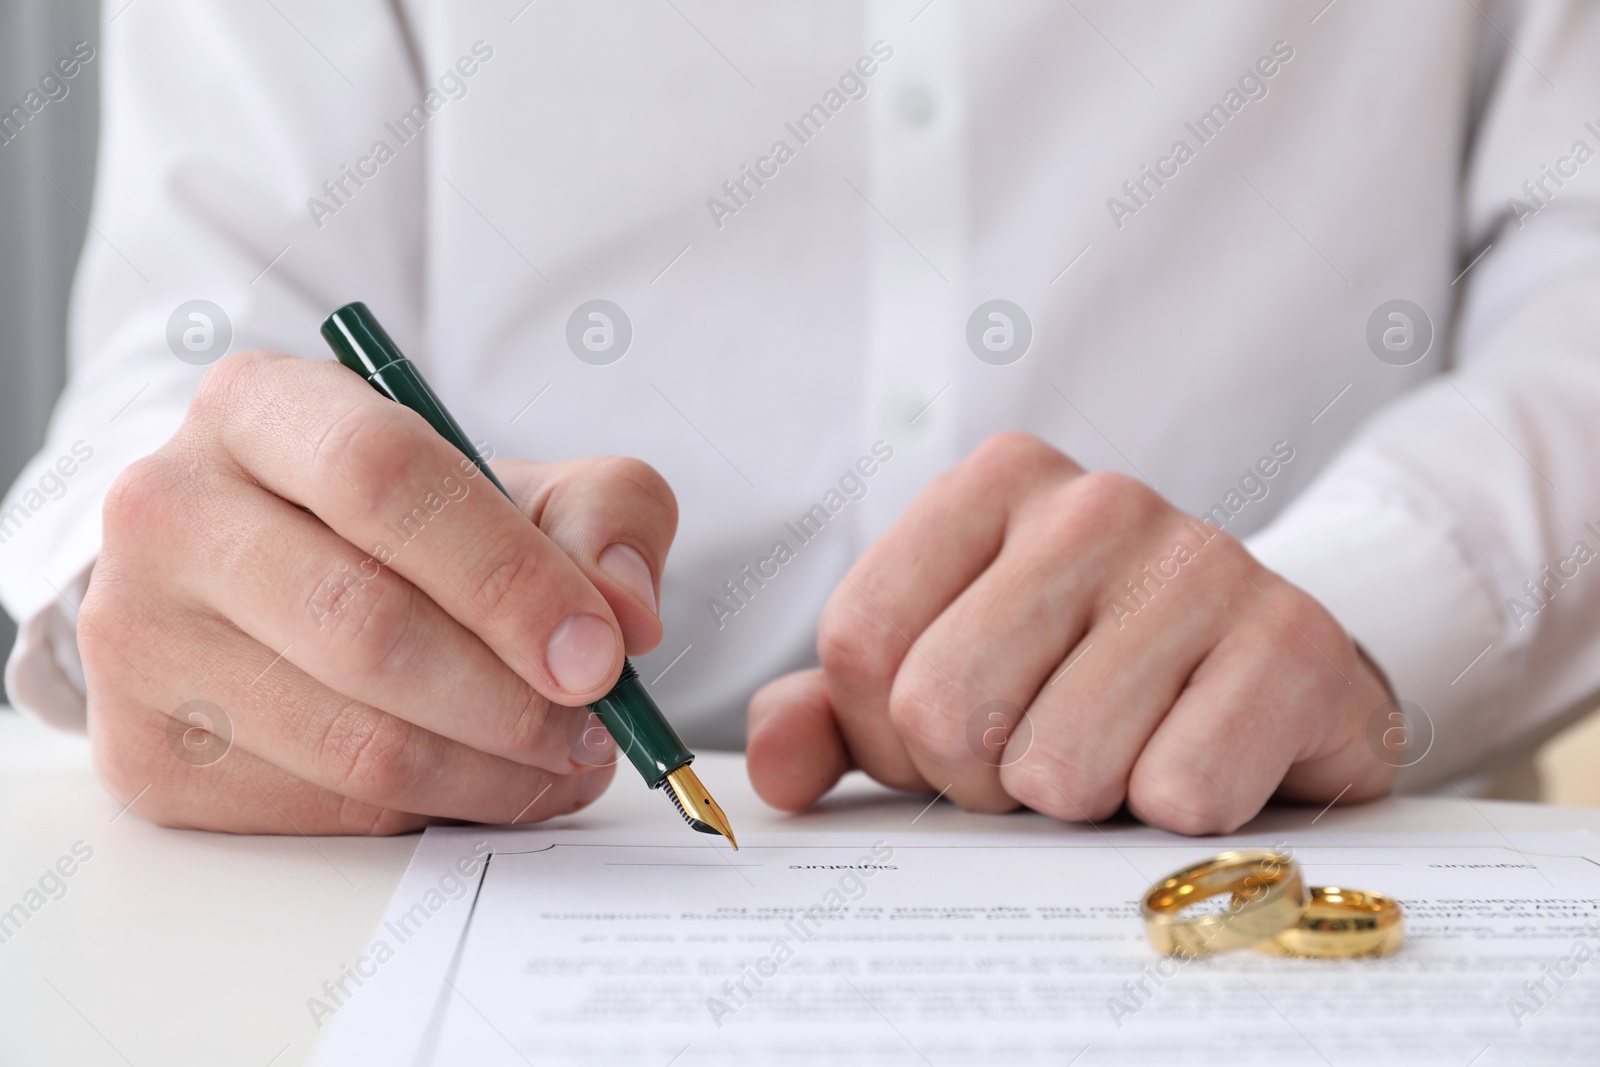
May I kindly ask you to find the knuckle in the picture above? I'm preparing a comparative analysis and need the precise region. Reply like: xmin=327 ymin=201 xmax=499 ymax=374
xmin=189 ymin=349 xmax=274 ymax=420
xmin=1128 ymin=772 xmax=1240 ymax=836
xmin=969 ymin=432 xmax=1058 ymax=474
xmin=315 ymin=572 xmax=419 ymax=681
xmin=468 ymin=542 xmax=544 ymax=624
xmin=1254 ymin=614 xmax=1309 ymax=663
xmin=1024 ymin=482 xmax=1107 ymax=549
xmin=1066 ymin=470 xmax=1164 ymax=527
xmin=313 ymin=404 xmax=423 ymax=519
xmin=77 ymin=577 xmax=146 ymax=682
xmin=816 ymin=592 xmax=902 ymax=690
xmin=498 ymin=685 xmax=566 ymax=760
xmin=101 ymin=455 xmax=177 ymax=549
xmin=885 ymin=676 xmax=963 ymax=760
xmin=88 ymin=703 xmax=196 ymax=829
xmin=1285 ymin=592 xmax=1346 ymax=652
xmin=1181 ymin=533 xmax=1265 ymax=613
xmin=1193 ymin=527 xmax=1252 ymax=577
xmin=319 ymin=703 xmax=421 ymax=803
xmin=1255 ymin=581 xmax=1350 ymax=666
xmin=960 ymin=433 xmax=1077 ymax=496
xmin=1003 ymin=749 xmax=1124 ymax=823
xmin=596 ymin=456 xmax=678 ymax=522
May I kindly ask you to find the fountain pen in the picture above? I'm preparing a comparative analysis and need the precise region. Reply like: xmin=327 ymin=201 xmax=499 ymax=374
xmin=321 ymin=301 xmax=737 ymax=849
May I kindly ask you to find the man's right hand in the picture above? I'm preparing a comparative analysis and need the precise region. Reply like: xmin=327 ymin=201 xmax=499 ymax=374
xmin=80 ymin=351 xmax=677 ymax=833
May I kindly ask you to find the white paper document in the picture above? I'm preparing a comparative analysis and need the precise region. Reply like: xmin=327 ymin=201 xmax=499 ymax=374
xmin=311 ymin=828 xmax=1600 ymax=1066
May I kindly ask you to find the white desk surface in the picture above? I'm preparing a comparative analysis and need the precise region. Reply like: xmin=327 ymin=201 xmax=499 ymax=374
xmin=1 ymin=709 xmax=1596 ymax=1067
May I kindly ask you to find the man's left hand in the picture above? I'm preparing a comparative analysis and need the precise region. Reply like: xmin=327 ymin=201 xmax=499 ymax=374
xmin=746 ymin=433 xmax=1396 ymax=835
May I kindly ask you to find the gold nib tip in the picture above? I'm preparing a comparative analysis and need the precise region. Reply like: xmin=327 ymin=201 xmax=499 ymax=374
xmin=664 ymin=765 xmax=738 ymax=850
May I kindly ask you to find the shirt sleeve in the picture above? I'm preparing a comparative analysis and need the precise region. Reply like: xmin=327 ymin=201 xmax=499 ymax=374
xmin=1 ymin=0 xmax=425 ymax=728
xmin=1247 ymin=2 xmax=1600 ymax=789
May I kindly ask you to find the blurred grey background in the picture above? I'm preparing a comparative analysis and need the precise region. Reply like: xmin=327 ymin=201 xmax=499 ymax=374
xmin=0 ymin=0 xmax=99 ymax=701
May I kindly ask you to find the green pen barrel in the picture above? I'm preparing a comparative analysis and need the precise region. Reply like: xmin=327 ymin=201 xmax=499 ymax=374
xmin=321 ymin=301 xmax=511 ymax=498
xmin=319 ymin=301 xmax=693 ymax=790
xmin=589 ymin=660 xmax=695 ymax=787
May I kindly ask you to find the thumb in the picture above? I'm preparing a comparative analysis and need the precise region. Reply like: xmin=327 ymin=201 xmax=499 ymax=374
xmin=746 ymin=668 xmax=852 ymax=811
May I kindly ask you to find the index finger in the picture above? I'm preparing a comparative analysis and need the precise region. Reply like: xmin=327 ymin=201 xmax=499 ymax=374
xmin=816 ymin=434 xmax=1077 ymax=788
xmin=196 ymin=351 xmax=625 ymax=704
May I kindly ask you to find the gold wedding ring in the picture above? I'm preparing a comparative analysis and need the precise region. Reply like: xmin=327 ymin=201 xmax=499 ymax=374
xmin=1255 ymin=886 xmax=1404 ymax=959
xmin=1142 ymin=850 xmax=1307 ymax=957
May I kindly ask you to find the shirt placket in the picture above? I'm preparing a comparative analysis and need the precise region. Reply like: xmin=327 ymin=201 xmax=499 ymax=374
xmin=860 ymin=0 xmax=967 ymax=537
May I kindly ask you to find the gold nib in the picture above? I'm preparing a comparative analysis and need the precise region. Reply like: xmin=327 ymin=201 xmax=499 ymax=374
xmin=663 ymin=765 xmax=738 ymax=850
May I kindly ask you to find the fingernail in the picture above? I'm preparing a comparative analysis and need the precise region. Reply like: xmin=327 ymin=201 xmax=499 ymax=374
xmin=598 ymin=543 xmax=657 ymax=614
xmin=546 ymin=614 xmax=619 ymax=694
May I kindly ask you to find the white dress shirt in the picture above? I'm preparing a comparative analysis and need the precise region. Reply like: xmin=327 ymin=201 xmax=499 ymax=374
xmin=4 ymin=0 xmax=1600 ymax=792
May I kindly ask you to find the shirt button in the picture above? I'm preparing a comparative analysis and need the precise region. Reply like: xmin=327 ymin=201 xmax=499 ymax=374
xmin=895 ymin=84 xmax=936 ymax=127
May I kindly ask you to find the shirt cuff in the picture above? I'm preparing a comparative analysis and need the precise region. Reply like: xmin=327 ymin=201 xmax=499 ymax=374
xmin=1243 ymin=449 xmax=1507 ymax=789
xmin=4 ymin=561 xmax=92 ymax=731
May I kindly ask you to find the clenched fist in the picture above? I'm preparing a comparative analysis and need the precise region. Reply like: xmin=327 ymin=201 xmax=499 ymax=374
xmin=747 ymin=433 xmax=1395 ymax=835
